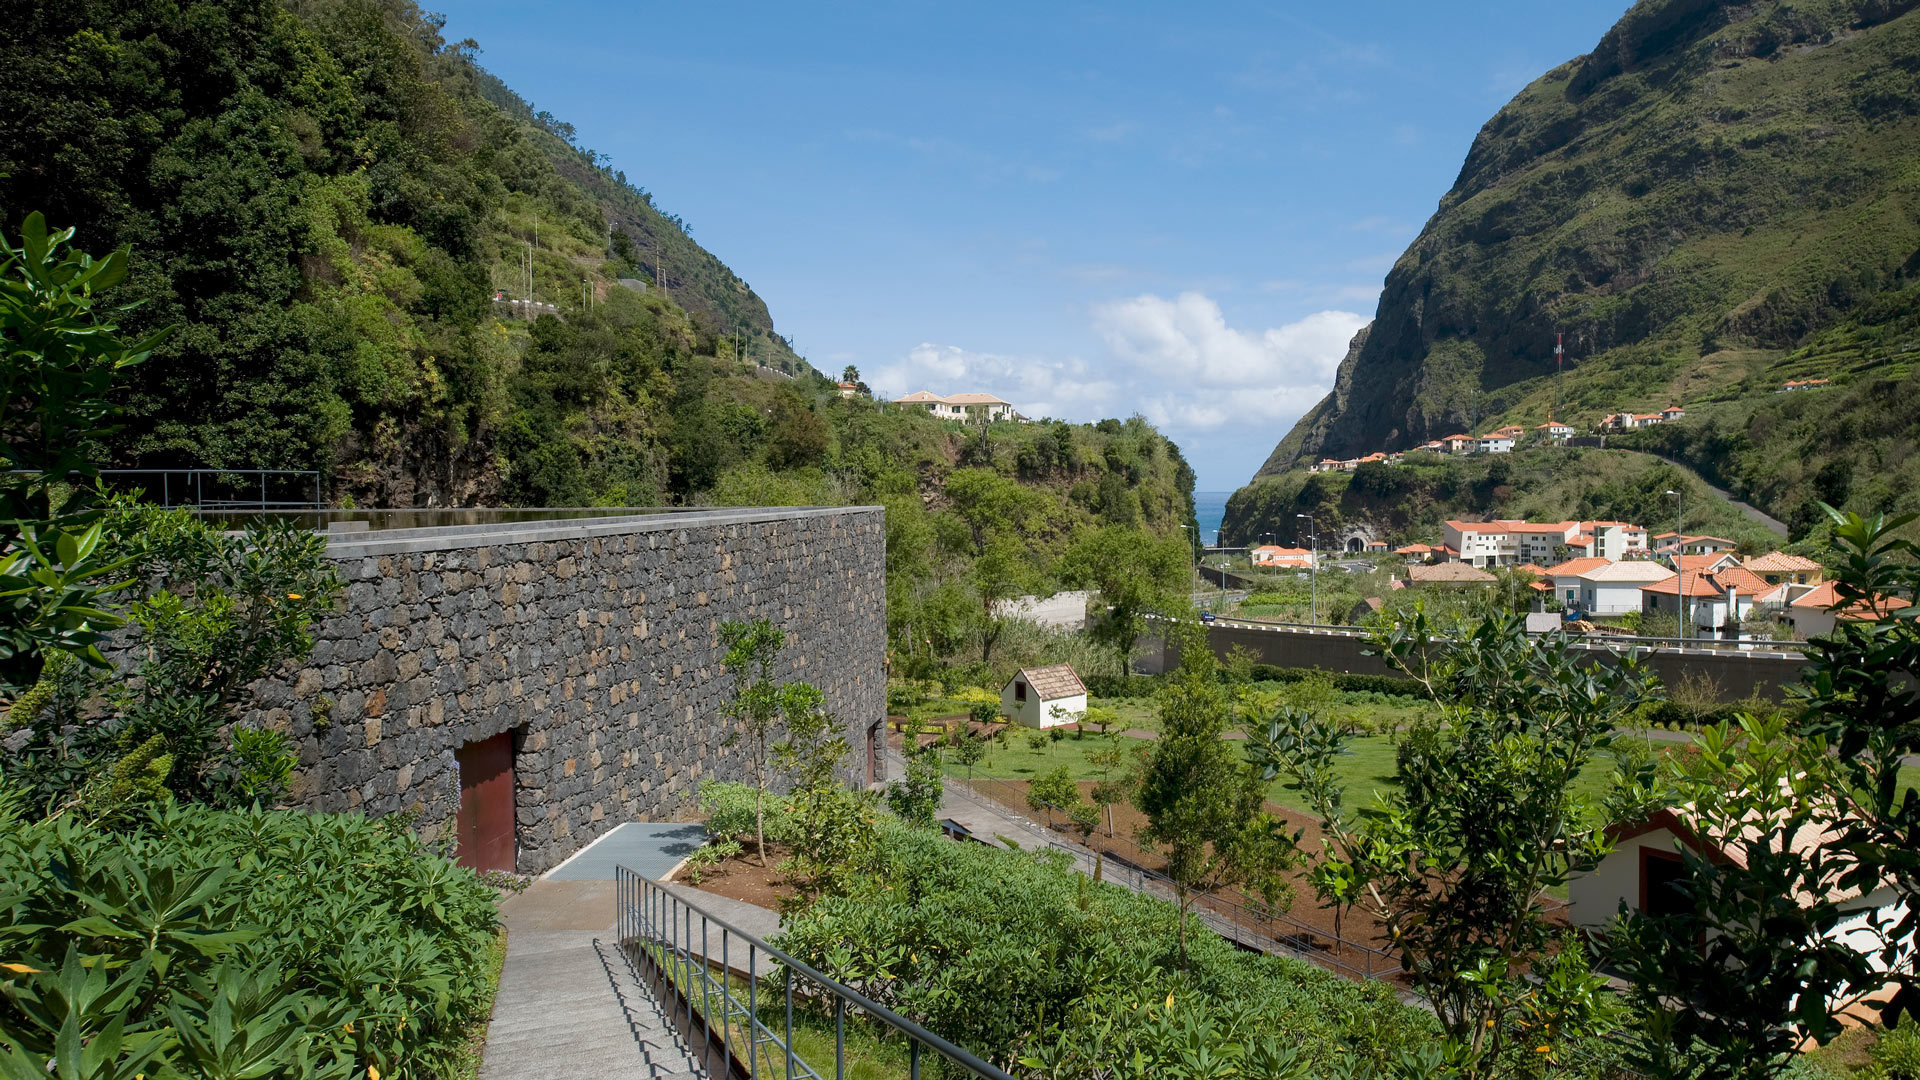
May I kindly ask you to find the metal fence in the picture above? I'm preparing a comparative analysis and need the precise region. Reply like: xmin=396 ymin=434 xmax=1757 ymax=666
xmin=94 ymin=468 xmax=324 ymax=510
xmin=954 ymin=776 xmax=1404 ymax=983
xmin=615 ymin=866 xmax=1016 ymax=1080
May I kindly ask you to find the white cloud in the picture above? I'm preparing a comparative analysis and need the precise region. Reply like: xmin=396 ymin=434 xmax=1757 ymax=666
xmin=869 ymin=293 xmax=1366 ymax=446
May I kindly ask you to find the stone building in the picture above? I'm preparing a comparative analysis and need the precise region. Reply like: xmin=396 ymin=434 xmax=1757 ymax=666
xmin=236 ymin=506 xmax=886 ymax=874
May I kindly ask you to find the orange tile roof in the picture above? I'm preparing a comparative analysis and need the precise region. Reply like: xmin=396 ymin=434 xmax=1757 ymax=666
xmin=1408 ymin=563 xmax=1496 ymax=584
xmin=1678 ymin=553 xmax=1737 ymax=573
xmin=1743 ymin=552 xmax=1822 ymax=573
xmin=1545 ymin=557 xmax=1610 ymax=577
xmin=1394 ymin=543 xmax=1432 ymax=553
xmin=1642 ymin=571 xmax=1723 ymax=598
xmin=1712 ymin=567 xmax=1772 ymax=597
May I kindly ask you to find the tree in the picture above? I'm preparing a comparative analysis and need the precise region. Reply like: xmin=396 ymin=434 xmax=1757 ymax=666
xmin=1086 ymin=737 xmax=1136 ymax=836
xmin=885 ymin=742 xmax=944 ymax=829
xmin=1248 ymin=613 xmax=1653 ymax=1075
xmin=953 ymin=733 xmax=987 ymax=781
xmin=719 ymin=618 xmax=787 ymax=865
xmin=1028 ymin=764 xmax=1081 ymax=824
xmin=841 ymin=364 xmax=859 ymax=384
xmin=1137 ymin=627 xmax=1296 ymax=967
xmin=970 ymin=532 xmax=1040 ymax=663
xmin=774 ymin=680 xmax=877 ymax=897
xmin=1611 ymin=510 xmax=1920 ymax=1078
xmin=1060 ymin=525 xmax=1191 ymax=677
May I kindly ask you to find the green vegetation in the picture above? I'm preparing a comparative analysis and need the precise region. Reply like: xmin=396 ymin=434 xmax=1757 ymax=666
xmin=1225 ymin=446 xmax=1779 ymax=552
xmin=775 ymin=820 xmax=1433 ymax=1079
xmin=0 ymin=803 xmax=501 ymax=1080
xmin=1244 ymin=0 xmax=1920 ymax=537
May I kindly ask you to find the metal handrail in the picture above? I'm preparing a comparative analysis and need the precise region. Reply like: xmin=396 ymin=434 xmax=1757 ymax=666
xmin=955 ymin=776 xmax=1404 ymax=984
xmin=616 ymin=866 xmax=1016 ymax=1080
xmin=10 ymin=468 xmax=327 ymax=510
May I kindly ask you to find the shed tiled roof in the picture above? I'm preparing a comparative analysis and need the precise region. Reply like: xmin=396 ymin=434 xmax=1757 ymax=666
xmin=1545 ymin=557 xmax=1610 ymax=577
xmin=1743 ymin=552 xmax=1822 ymax=573
xmin=1009 ymin=664 xmax=1086 ymax=701
xmin=1408 ymin=563 xmax=1496 ymax=583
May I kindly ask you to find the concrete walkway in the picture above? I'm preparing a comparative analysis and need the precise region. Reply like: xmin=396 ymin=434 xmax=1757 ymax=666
xmin=481 ymin=880 xmax=705 ymax=1080
xmin=480 ymin=823 xmax=778 ymax=1080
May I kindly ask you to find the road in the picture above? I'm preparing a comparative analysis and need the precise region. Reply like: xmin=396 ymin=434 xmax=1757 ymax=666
xmin=1629 ymin=449 xmax=1789 ymax=538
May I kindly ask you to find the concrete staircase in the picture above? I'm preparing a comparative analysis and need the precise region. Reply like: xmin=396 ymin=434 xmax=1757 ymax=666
xmin=479 ymin=928 xmax=705 ymax=1080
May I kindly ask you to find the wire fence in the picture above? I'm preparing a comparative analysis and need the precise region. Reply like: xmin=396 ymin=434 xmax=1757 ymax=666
xmin=953 ymin=776 xmax=1404 ymax=984
xmin=616 ymin=867 xmax=1017 ymax=1080
xmin=96 ymin=468 xmax=325 ymax=510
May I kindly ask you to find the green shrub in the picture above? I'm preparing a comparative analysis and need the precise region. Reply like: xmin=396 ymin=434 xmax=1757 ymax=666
xmin=698 ymin=780 xmax=798 ymax=845
xmin=0 ymin=801 xmax=500 ymax=1079
xmin=775 ymin=822 xmax=1431 ymax=1075
xmin=1872 ymin=1012 xmax=1920 ymax=1080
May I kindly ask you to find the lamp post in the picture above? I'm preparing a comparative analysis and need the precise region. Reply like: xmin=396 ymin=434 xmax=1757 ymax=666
xmin=1665 ymin=488 xmax=1685 ymax=644
xmin=1180 ymin=524 xmax=1199 ymax=606
xmin=1297 ymin=513 xmax=1318 ymax=626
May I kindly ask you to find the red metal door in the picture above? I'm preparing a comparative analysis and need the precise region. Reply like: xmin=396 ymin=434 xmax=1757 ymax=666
xmin=455 ymin=733 xmax=516 ymax=873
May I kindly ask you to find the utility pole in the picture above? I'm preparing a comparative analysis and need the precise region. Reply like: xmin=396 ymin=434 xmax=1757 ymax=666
xmin=1666 ymin=488 xmax=1685 ymax=644
xmin=1297 ymin=513 xmax=1318 ymax=626
xmin=1553 ymin=331 xmax=1564 ymax=429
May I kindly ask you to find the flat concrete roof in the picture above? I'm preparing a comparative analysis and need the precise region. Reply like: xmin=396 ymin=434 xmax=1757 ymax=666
xmin=323 ymin=505 xmax=881 ymax=558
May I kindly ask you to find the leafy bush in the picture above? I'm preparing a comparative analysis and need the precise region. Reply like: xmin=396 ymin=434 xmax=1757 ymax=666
xmin=697 ymin=780 xmax=798 ymax=846
xmin=775 ymin=822 xmax=1431 ymax=1076
xmin=0 ymin=801 xmax=500 ymax=1079
xmin=1870 ymin=1012 xmax=1920 ymax=1080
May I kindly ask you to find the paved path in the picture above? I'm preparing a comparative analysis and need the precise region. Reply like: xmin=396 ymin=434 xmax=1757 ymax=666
xmin=481 ymin=881 xmax=705 ymax=1080
xmin=1636 ymin=450 xmax=1790 ymax=537
xmin=480 ymin=824 xmax=754 ymax=1080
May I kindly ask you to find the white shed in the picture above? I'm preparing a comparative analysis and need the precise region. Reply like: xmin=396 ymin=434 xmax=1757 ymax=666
xmin=1001 ymin=664 xmax=1088 ymax=729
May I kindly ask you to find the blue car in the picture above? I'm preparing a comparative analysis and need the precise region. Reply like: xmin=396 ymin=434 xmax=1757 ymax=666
xmin=1200 ymin=611 xmax=1217 ymax=624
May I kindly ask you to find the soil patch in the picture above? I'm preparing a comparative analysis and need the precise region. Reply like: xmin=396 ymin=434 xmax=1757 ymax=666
xmin=670 ymin=840 xmax=801 ymax=910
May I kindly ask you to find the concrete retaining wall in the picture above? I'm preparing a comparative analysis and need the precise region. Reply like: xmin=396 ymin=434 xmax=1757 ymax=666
xmin=239 ymin=506 xmax=886 ymax=873
xmin=1156 ymin=620 xmax=1809 ymax=701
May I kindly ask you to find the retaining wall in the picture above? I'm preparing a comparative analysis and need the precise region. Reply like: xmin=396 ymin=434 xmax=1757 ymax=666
xmin=1156 ymin=620 xmax=1810 ymax=701
xmin=239 ymin=507 xmax=886 ymax=873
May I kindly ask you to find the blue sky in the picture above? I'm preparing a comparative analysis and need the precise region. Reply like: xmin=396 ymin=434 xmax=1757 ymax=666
xmin=442 ymin=2 xmax=1632 ymax=491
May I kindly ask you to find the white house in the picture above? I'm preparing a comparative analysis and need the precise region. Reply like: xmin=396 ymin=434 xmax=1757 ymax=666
xmin=1573 ymin=559 xmax=1677 ymax=617
xmin=1476 ymin=433 xmax=1516 ymax=454
xmin=1641 ymin=567 xmax=1766 ymax=632
xmin=893 ymin=390 xmax=1019 ymax=422
xmin=1787 ymin=582 xmax=1904 ymax=638
xmin=1251 ymin=545 xmax=1316 ymax=568
xmin=1570 ymin=806 xmax=1913 ymax=1010
xmin=1001 ymin=664 xmax=1088 ymax=729
xmin=1536 ymin=421 xmax=1575 ymax=443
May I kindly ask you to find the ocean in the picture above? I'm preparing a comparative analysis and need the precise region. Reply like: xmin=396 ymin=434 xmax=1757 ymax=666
xmin=1194 ymin=490 xmax=1230 ymax=546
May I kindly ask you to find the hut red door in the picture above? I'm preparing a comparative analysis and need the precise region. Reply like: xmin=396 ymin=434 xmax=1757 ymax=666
xmin=455 ymin=733 xmax=516 ymax=873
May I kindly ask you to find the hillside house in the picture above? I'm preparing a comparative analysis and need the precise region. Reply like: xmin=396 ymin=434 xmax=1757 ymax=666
xmin=836 ymin=381 xmax=861 ymax=398
xmin=1556 ymin=559 xmax=1677 ymax=617
xmin=1676 ymin=551 xmax=1744 ymax=575
xmin=1642 ymin=567 xmax=1769 ymax=633
xmin=1001 ymin=664 xmax=1087 ymax=729
xmin=1394 ymin=543 xmax=1435 ymax=561
xmin=1442 ymin=519 xmax=1650 ymax=568
xmin=1537 ymin=421 xmax=1575 ymax=443
xmin=1251 ymin=545 xmax=1316 ymax=568
xmin=1477 ymin=432 xmax=1516 ymax=454
xmin=1569 ymin=805 xmax=1912 ymax=1010
xmin=1660 ymin=405 xmax=1686 ymax=422
xmin=1440 ymin=434 xmax=1476 ymax=455
xmin=1787 ymin=583 xmax=1906 ymax=638
xmin=893 ymin=390 xmax=1019 ymax=422
xmin=1743 ymin=552 xmax=1824 ymax=586
xmin=1654 ymin=533 xmax=1739 ymax=556
xmin=1782 ymin=378 xmax=1831 ymax=391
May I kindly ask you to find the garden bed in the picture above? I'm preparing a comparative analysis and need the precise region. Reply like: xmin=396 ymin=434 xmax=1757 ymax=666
xmin=671 ymin=839 xmax=802 ymax=910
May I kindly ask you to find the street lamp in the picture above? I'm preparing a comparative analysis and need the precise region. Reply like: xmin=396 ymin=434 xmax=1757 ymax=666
xmin=1665 ymin=489 xmax=1685 ymax=644
xmin=1297 ymin=513 xmax=1318 ymax=626
xmin=1180 ymin=524 xmax=1200 ymax=606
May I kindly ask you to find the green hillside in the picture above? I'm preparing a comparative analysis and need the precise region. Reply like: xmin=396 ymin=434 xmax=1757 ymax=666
xmin=1223 ymin=447 xmax=1778 ymax=552
xmin=0 ymin=0 xmax=809 ymax=504
xmin=1250 ymin=0 xmax=1920 ymax=535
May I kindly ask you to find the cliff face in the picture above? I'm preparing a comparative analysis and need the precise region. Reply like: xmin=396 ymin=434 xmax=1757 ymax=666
xmin=1256 ymin=0 xmax=1920 ymax=476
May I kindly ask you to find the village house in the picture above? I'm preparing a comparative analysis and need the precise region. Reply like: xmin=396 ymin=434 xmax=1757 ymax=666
xmin=1568 ymin=802 xmax=1912 ymax=1015
xmin=1251 ymin=544 xmax=1316 ymax=568
xmin=1001 ymin=664 xmax=1088 ymax=729
xmin=1440 ymin=433 xmax=1476 ymax=455
xmin=892 ymin=390 xmax=1020 ymax=422
xmin=1787 ymin=582 xmax=1906 ymax=638
xmin=1641 ymin=566 xmax=1772 ymax=633
xmin=1782 ymin=378 xmax=1831 ymax=391
xmin=1536 ymin=420 xmax=1575 ymax=443
xmin=1653 ymin=533 xmax=1740 ymax=556
xmin=1441 ymin=519 xmax=1651 ymax=568
xmin=1394 ymin=543 xmax=1435 ymax=561
xmin=1743 ymin=552 xmax=1824 ymax=586
xmin=1476 ymin=432 xmax=1516 ymax=454
xmin=1548 ymin=558 xmax=1676 ymax=618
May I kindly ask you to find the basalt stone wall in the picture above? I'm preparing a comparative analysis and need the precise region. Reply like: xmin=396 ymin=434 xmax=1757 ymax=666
xmin=241 ymin=507 xmax=885 ymax=873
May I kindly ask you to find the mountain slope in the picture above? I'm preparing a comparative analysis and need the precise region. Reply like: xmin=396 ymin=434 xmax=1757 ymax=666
xmin=0 ymin=0 xmax=808 ymax=503
xmin=1247 ymin=0 xmax=1920 ymax=534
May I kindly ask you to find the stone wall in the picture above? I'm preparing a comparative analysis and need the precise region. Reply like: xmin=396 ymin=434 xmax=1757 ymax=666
xmin=242 ymin=507 xmax=886 ymax=873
